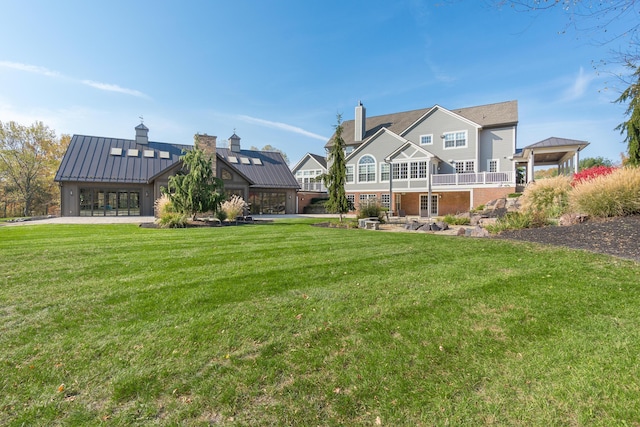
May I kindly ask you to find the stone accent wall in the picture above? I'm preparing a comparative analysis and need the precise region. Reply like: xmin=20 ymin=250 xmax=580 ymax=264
xmin=472 ymin=187 xmax=516 ymax=209
xmin=195 ymin=134 xmax=217 ymax=177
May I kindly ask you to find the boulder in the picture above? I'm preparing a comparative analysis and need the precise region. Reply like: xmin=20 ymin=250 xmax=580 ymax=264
xmin=456 ymin=227 xmax=467 ymax=236
xmin=470 ymin=226 xmax=489 ymax=238
xmin=558 ymin=213 xmax=589 ymax=226
xmin=435 ymin=221 xmax=449 ymax=231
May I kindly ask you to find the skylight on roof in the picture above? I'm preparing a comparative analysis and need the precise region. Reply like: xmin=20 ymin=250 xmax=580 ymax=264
xmin=228 ymin=156 xmax=238 ymax=163
xmin=240 ymin=157 xmax=251 ymax=164
xmin=127 ymin=149 xmax=139 ymax=157
xmin=143 ymin=150 xmax=155 ymax=158
xmin=159 ymin=151 xmax=170 ymax=159
xmin=110 ymin=147 xmax=122 ymax=156
xmin=252 ymin=158 xmax=263 ymax=165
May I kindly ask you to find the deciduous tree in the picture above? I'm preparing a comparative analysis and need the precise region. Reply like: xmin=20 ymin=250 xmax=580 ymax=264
xmin=0 ymin=121 xmax=70 ymax=216
xmin=167 ymin=146 xmax=224 ymax=220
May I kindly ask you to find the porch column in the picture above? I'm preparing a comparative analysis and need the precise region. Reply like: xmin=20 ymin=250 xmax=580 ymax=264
xmin=527 ymin=150 xmax=535 ymax=183
xmin=427 ymin=158 xmax=432 ymax=219
xmin=574 ymin=150 xmax=580 ymax=174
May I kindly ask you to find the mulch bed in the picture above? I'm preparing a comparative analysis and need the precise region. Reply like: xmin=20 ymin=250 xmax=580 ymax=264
xmin=494 ymin=215 xmax=640 ymax=262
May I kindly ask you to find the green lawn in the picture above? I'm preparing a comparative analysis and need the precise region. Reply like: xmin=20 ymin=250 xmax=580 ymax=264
xmin=1 ymin=219 xmax=639 ymax=426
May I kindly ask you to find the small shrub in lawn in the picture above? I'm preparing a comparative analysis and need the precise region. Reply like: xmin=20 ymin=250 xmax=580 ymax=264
xmin=471 ymin=204 xmax=485 ymax=213
xmin=442 ymin=214 xmax=470 ymax=225
xmin=572 ymin=165 xmax=617 ymax=186
xmin=215 ymin=209 xmax=227 ymax=222
xmin=357 ymin=198 xmax=384 ymax=221
xmin=520 ymin=175 xmax=572 ymax=219
xmin=570 ymin=167 xmax=640 ymax=217
xmin=507 ymin=193 xmax=521 ymax=198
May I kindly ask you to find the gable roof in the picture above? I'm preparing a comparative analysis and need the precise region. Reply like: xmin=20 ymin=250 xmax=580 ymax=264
xmin=291 ymin=152 xmax=327 ymax=173
xmin=329 ymin=100 xmax=518 ymax=147
xmin=217 ymin=147 xmax=299 ymax=189
xmin=55 ymin=135 xmax=189 ymax=183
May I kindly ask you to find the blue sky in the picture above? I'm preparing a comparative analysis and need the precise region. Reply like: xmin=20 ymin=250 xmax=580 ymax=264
xmin=0 ymin=0 xmax=635 ymax=165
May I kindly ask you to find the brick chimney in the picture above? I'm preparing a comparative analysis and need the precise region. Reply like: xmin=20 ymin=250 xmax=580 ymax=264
xmin=228 ymin=133 xmax=241 ymax=153
xmin=195 ymin=133 xmax=217 ymax=176
xmin=135 ymin=123 xmax=149 ymax=145
xmin=355 ymin=101 xmax=366 ymax=142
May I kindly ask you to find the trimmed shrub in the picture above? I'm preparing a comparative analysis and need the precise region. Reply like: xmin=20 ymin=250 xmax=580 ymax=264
xmin=520 ymin=175 xmax=572 ymax=219
xmin=570 ymin=167 xmax=640 ymax=217
xmin=572 ymin=165 xmax=617 ymax=186
xmin=357 ymin=198 xmax=384 ymax=221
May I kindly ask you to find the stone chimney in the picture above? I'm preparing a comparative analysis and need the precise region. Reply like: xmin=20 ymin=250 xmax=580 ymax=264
xmin=228 ymin=133 xmax=241 ymax=153
xmin=135 ymin=123 xmax=149 ymax=145
xmin=355 ymin=101 xmax=366 ymax=142
xmin=195 ymin=133 xmax=217 ymax=176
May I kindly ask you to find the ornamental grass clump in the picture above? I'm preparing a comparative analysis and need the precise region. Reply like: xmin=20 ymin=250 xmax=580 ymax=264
xmin=154 ymin=194 xmax=188 ymax=228
xmin=220 ymin=195 xmax=247 ymax=221
xmin=570 ymin=167 xmax=640 ymax=217
xmin=520 ymin=175 xmax=572 ymax=219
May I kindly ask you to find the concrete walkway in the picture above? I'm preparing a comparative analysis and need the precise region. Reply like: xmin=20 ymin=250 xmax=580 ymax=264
xmin=1 ymin=214 xmax=353 ymax=226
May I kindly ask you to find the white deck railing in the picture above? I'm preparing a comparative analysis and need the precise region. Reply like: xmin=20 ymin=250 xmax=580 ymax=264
xmin=298 ymin=182 xmax=327 ymax=192
xmin=431 ymin=171 xmax=514 ymax=186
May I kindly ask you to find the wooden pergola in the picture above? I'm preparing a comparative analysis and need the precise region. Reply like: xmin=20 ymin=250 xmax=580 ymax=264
xmin=513 ymin=137 xmax=590 ymax=184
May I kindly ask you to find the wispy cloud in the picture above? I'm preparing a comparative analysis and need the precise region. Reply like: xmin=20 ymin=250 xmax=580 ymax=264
xmin=81 ymin=80 xmax=149 ymax=98
xmin=0 ymin=60 xmax=149 ymax=99
xmin=237 ymin=115 xmax=329 ymax=141
xmin=563 ymin=67 xmax=594 ymax=101
xmin=0 ymin=60 xmax=61 ymax=78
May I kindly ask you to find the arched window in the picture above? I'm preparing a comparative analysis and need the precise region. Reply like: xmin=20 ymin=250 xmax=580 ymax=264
xmin=358 ymin=155 xmax=376 ymax=182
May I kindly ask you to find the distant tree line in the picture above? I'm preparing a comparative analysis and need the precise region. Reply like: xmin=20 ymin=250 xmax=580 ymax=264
xmin=0 ymin=121 xmax=70 ymax=217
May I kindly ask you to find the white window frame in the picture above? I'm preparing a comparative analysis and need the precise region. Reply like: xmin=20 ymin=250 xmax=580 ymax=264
xmin=346 ymin=194 xmax=355 ymax=209
xmin=346 ymin=165 xmax=354 ymax=184
xmin=420 ymin=134 xmax=433 ymax=145
xmin=380 ymin=194 xmax=390 ymax=208
xmin=488 ymin=159 xmax=499 ymax=173
xmin=358 ymin=155 xmax=376 ymax=183
xmin=380 ymin=163 xmax=390 ymax=182
xmin=455 ymin=160 xmax=475 ymax=173
xmin=443 ymin=130 xmax=467 ymax=149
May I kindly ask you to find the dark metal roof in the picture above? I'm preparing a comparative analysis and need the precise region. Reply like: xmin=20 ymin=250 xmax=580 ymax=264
xmin=523 ymin=136 xmax=589 ymax=150
xmin=55 ymin=135 xmax=189 ymax=183
xmin=328 ymin=100 xmax=518 ymax=148
xmin=217 ymin=148 xmax=300 ymax=189
xmin=308 ymin=153 xmax=327 ymax=169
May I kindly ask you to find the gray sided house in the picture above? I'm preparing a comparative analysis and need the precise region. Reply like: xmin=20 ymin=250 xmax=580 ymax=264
xmin=291 ymin=153 xmax=327 ymax=213
xmin=55 ymin=125 xmax=299 ymax=216
xmin=294 ymin=100 xmax=588 ymax=217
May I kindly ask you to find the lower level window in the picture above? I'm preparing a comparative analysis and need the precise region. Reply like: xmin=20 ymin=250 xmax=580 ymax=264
xmin=380 ymin=194 xmax=390 ymax=208
xmin=79 ymin=188 xmax=141 ymax=216
xmin=248 ymin=191 xmax=286 ymax=214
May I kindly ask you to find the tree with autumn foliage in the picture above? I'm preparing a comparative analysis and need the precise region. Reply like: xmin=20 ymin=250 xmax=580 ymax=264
xmin=0 ymin=121 xmax=70 ymax=216
xmin=166 ymin=146 xmax=224 ymax=220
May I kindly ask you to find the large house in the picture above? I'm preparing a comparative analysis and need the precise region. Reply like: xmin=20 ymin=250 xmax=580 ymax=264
xmin=292 ymin=100 xmax=588 ymax=216
xmin=55 ymin=124 xmax=299 ymax=216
